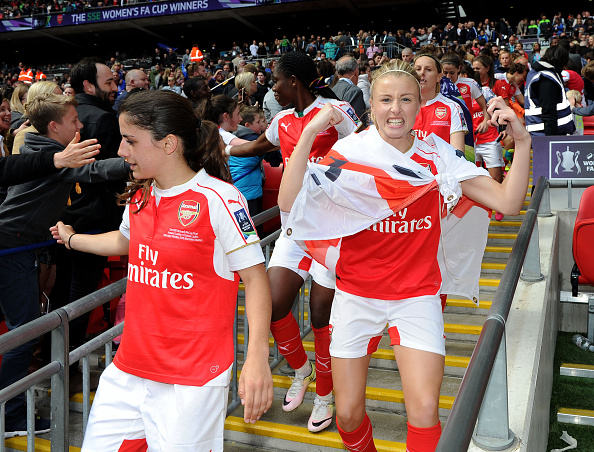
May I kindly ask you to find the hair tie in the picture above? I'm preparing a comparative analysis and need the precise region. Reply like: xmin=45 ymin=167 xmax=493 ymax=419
xmin=309 ymin=76 xmax=329 ymax=91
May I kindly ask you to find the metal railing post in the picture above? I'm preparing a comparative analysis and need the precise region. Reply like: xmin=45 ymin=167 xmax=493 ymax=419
xmin=520 ymin=216 xmax=544 ymax=282
xmin=538 ymin=180 xmax=553 ymax=217
xmin=472 ymin=330 xmax=516 ymax=450
xmin=26 ymin=388 xmax=35 ymax=452
xmin=50 ymin=310 xmax=69 ymax=452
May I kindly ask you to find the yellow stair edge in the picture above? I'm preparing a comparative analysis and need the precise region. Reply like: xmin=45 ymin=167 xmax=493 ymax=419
xmin=558 ymin=407 xmax=594 ymax=417
xmin=446 ymin=298 xmax=492 ymax=310
xmin=481 ymin=262 xmax=506 ymax=271
xmin=479 ymin=278 xmax=500 ymax=287
xmin=560 ymin=363 xmax=594 ymax=371
xmin=485 ymin=246 xmax=513 ymax=253
xmin=225 ymin=416 xmax=406 ymax=451
xmin=492 ymin=210 xmax=526 ymax=216
xmin=487 ymin=233 xmax=517 ymax=240
xmin=264 ymin=374 xmax=455 ymax=409
xmin=489 ymin=220 xmax=522 ymax=227
xmin=4 ymin=437 xmax=80 ymax=452
xmin=237 ymin=335 xmax=473 ymax=366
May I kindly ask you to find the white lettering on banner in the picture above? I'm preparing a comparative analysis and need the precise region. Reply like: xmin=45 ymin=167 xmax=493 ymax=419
xmin=367 ymin=210 xmax=433 ymax=234
xmin=129 ymin=244 xmax=194 ymax=289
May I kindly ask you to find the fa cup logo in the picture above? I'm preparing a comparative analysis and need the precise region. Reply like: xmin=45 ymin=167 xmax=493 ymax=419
xmin=555 ymin=146 xmax=581 ymax=175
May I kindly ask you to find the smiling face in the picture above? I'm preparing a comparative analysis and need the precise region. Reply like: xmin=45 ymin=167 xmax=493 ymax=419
xmin=370 ymin=74 xmax=420 ymax=151
xmin=94 ymin=63 xmax=118 ymax=105
xmin=472 ymin=60 xmax=489 ymax=83
xmin=118 ymin=113 xmax=165 ymax=181
xmin=272 ymin=69 xmax=295 ymax=107
xmin=0 ymin=100 xmax=11 ymax=132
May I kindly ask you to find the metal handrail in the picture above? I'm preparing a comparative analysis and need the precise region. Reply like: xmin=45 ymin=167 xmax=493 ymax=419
xmin=436 ymin=176 xmax=548 ymax=451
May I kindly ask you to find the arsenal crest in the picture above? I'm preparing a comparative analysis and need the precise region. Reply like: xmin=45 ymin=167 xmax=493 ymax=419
xmin=435 ymin=107 xmax=447 ymax=119
xmin=57 ymin=14 xmax=63 ymax=24
xmin=459 ymin=85 xmax=468 ymax=95
xmin=178 ymin=200 xmax=200 ymax=226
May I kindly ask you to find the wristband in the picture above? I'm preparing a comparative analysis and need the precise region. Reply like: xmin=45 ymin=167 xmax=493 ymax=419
xmin=68 ymin=233 xmax=77 ymax=250
xmin=225 ymin=145 xmax=232 ymax=156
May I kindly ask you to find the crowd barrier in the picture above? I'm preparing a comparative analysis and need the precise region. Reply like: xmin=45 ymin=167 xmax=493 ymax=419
xmin=436 ymin=176 xmax=549 ymax=451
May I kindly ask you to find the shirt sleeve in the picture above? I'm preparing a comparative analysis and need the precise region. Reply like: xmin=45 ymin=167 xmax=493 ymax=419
xmin=219 ymin=129 xmax=236 ymax=146
xmin=469 ymin=79 xmax=483 ymax=100
xmin=450 ymin=102 xmax=468 ymax=134
xmin=119 ymin=203 xmax=131 ymax=240
xmin=331 ymin=100 xmax=362 ymax=138
xmin=265 ymin=112 xmax=282 ymax=146
xmin=493 ymin=79 xmax=510 ymax=99
xmin=214 ymin=191 xmax=264 ymax=271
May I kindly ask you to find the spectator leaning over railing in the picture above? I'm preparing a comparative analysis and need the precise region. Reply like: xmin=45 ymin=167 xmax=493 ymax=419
xmin=0 ymin=92 xmax=128 ymax=439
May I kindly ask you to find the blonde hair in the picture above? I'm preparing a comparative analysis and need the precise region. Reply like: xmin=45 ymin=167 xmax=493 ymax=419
xmin=566 ymin=90 xmax=583 ymax=104
xmin=26 ymin=93 xmax=78 ymax=135
xmin=25 ymin=81 xmax=60 ymax=112
xmin=370 ymin=59 xmax=421 ymax=100
xmin=10 ymin=84 xmax=29 ymax=115
xmin=235 ymin=71 xmax=255 ymax=94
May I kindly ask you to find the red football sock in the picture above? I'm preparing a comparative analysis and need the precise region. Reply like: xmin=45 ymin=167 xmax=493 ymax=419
xmin=270 ymin=312 xmax=308 ymax=370
xmin=406 ymin=421 xmax=441 ymax=452
xmin=337 ymin=413 xmax=377 ymax=452
xmin=313 ymin=325 xmax=332 ymax=396
xmin=440 ymin=293 xmax=447 ymax=312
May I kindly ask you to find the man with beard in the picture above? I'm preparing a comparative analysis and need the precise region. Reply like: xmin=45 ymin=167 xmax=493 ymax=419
xmin=50 ymin=57 xmax=126 ymax=372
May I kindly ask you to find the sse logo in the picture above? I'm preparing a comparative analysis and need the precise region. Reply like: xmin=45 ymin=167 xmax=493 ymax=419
xmin=178 ymin=200 xmax=200 ymax=226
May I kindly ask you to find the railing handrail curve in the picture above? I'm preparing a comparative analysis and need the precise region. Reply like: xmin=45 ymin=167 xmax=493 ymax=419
xmin=436 ymin=176 xmax=548 ymax=451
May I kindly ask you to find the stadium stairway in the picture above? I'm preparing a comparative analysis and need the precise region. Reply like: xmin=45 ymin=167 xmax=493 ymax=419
xmin=4 ymin=176 xmax=533 ymax=452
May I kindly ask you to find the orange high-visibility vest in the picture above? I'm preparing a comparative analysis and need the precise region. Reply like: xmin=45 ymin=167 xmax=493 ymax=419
xmin=35 ymin=71 xmax=47 ymax=81
xmin=190 ymin=47 xmax=203 ymax=62
xmin=18 ymin=69 xmax=33 ymax=84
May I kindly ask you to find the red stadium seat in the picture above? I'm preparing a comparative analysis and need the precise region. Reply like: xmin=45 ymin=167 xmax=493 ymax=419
xmin=572 ymin=185 xmax=594 ymax=295
xmin=261 ymin=162 xmax=282 ymax=236
xmin=582 ymin=116 xmax=594 ymax=136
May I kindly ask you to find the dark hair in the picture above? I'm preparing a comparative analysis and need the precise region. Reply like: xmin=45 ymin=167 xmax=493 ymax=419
xmin=414 ymin=53 xmax=443 ymax=73
xmin=183 ymin=76 xmax=210 ymax=102
xmin=200 ymin=95 xmax=238 ymax=125
xmin=473 ymin=55 xmax=495 ymax=88
xmin=275 ymin=51 xmax=338 ymax=99
xmin=541 ymin=46 xmax=569 ymax=73
xmin=118 ymin=90 xmax=231 ymax=212
xmin=508 ymin=62 xmax=527 ymax=75
xmin=441 ymin=53 xmax=462 ymax=69
xmin=70 ymin=56 xmax=104 ymax=94
xmin=317 ymin=59 xmax=335 ymax=80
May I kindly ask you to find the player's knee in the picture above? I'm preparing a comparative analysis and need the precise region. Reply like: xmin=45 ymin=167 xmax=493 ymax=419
xmin=406 ymin=396 xmax=439 ymax=426
xmin=336 ymin=403 xmax=366 ymax=432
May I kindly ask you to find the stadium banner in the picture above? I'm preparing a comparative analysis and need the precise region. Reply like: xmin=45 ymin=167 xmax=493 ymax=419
xmin=0 ymin=0 xmax=305 ymax=32
xmin=533 ymin=135 xmax=594 ymax=182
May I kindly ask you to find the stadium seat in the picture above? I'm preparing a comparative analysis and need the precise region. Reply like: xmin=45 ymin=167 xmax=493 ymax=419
xmin=582 ymin=115 xmax=594 ymax=136
xmin=571 ymin=185 xmax=594 ymax=295
xmin=261 ymin=162 xmax=282 ymax=236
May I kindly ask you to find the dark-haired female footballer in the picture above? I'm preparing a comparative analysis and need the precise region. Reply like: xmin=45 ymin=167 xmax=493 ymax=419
xmin=51 ymin=90 xmax=273 ymax=451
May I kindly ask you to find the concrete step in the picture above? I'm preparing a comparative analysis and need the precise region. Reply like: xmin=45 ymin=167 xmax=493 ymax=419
xmin=264 ymin=367 xmax=460 ymax=418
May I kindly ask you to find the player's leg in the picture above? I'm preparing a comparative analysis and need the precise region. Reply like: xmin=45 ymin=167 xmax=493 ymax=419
xmin=388 ymin=295 xmax=445 ymax=452
xmin=329 ymin=290 xmax=388 ymax=451
xmin=81 ymin=365 xmax=147 ymax=452
xmin=333 ymin=356 xmax=376 ymax=451
xmin=143 ymin=380 xmax=229 ymax=451
xmin=307 ymin=262 xmax=336 ymax=432
xmin=268 ymin=246 xmax=314 ymax=412
xmin=393 ymin=347 xmax=443 ymax=452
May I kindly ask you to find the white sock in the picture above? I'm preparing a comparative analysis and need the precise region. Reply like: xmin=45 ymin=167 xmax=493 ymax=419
xmin=295 ymin=361 xmax=311 ymax=378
